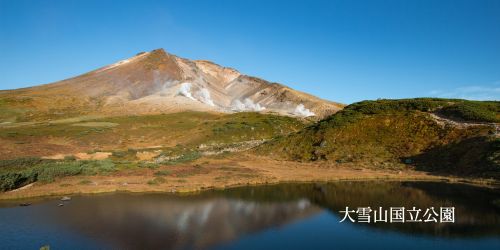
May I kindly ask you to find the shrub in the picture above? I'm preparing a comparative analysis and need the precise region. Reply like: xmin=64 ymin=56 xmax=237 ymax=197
xmin=63 ymin=155 xmax=77 ymax=161
xmin=440 ymin=101 xmax=499 ymax=123
xmin=0 ymin=159 xmax=116 ymax=191
xmin=0 ymin=170 xmax=37 ymax=191
xmin=111 ymin=151 xmax=127 ymax=158
xmin=80 ymin=160 xmax=115 ymax=175
xmin=0 ymin=157 xmax=47 ymax=168
xmin=36 ymin=162 xmax=84 ymax=183
xmin=318 ymin=99 xmax=499 ymax=128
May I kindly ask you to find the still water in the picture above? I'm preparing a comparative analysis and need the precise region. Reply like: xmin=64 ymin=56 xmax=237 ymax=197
xmin=0 ymin=181 xmax=499 ymax=249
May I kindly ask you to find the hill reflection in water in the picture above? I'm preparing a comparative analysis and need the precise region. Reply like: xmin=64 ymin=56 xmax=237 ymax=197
xmin=0 ymin=181 xmax=499 ymax=249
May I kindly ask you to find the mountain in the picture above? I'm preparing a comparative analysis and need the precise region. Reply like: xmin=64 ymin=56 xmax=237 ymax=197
xmin=0 ymin=49 xmax=343 ymax=122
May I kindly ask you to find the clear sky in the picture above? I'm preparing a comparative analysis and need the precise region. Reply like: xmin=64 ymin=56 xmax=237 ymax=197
xmin=1 ymin=0 xmax=499 ymax=103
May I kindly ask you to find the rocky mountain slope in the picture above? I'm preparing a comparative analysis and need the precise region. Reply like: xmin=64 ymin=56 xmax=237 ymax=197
xmin=0 ymin=49 xmax=343 ymax=123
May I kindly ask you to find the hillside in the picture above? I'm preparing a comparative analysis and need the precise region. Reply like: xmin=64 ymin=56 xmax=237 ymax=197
xmin=0 ymin=49 xmax=343 ymax=123
xmin=258 ymin=98 xmax=500 ymax=179
xmin=1 ymin=98 xmax=498 ymax=197
xmin=0 ymin=111 xmax=306 ymax=191
xmin=0 ymin=111 xmax=306 ymax=160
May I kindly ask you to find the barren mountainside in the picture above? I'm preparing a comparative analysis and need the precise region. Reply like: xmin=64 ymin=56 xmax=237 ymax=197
xmin=0 ymin=49 xmax=343 ymax=122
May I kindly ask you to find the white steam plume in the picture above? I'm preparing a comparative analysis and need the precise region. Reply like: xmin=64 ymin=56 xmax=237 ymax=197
xmin=231 ymin=99 xmax=246 ymax=111
xmin=231 ymin=98 xmax=265 ymax=112
xmin=293 ymin=104 xmax=315 ymax=117
xmin=195 ymin=88 xmax=215 ymax=106
xmin=177 ymin=82 xmax=195 ymax=100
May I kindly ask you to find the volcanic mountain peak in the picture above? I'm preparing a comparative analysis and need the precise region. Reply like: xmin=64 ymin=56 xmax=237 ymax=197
xmin=2 ymin=48 xmax=344 ymax=120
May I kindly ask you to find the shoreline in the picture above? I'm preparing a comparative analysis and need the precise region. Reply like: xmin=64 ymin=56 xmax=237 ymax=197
xmin=1 ymin=156 xmax=498 ymax=201
xmin=2 ymin=177 xmax=498 ymax=201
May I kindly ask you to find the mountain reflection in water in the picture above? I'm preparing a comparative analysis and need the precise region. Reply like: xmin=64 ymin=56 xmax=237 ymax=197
xmin=49 ymin=195 xmax=318 ymax=249
xmin=0 ymin=181 xmax=499 ymax=250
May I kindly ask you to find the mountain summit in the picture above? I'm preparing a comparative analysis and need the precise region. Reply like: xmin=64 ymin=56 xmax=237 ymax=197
xmin=1 ymin=49 xmax=343 ymax=121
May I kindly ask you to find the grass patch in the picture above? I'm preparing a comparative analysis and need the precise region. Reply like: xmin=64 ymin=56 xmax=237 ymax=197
xmin=163 ymin=151 xmax=202 ymax=165
xmin=138 ymin=161 xmax=160 ymax=169
xmin=78 ymin=179 xmax=93 ymax=185
xmin=147 ymin=177 xmax=166 ymax=185
xmin=154 ymin=170 xmax=171 ymax=176
xmin=113 ymin=160 xmax=137 ymax=169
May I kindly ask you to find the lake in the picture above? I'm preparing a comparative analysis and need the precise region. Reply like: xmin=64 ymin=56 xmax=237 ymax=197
xmin=0 ymin=181 xmax=499 ymax=249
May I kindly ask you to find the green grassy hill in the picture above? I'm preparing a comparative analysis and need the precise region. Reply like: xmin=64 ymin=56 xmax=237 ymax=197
xmin=258 ymin=98 xmax=499 ymax=178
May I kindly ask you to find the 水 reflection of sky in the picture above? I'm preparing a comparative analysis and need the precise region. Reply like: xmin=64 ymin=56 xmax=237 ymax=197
xmin=216 ymin=211 xmax=500 ymax=250
xmin=0 ymin=195 xmax=319 ymax=250
xmin=0 ymin=182 xmax=499 ymax=250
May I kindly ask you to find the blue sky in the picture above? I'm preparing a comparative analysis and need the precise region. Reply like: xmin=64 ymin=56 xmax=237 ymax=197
xmin=0 ymin=0 xmax=499 ymax=103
